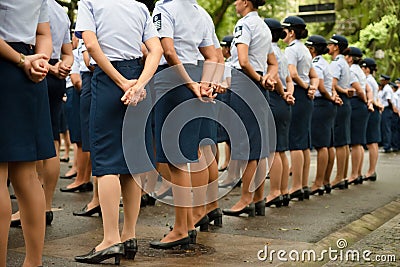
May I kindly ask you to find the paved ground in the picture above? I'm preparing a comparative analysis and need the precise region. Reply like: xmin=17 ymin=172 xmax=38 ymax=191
xmin=6 ymin=150 xmax=400 ymax=266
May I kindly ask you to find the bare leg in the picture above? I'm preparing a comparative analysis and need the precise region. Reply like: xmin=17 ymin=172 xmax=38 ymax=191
xmin=358 ymin=146 xmax=365 ymax=177
xmin=289 ymin=150 xmax=303 ymax=193
xmin=279 ymin=152 xmax=290 ymax=195
xmin=41 ymin=141 xmax=60 ymax=211
xmin=349 ymin=144 xmax=362 ymax=181
xmin=324 ymin=147 xmax=335 ymax=185
xmin=86 ymin=176 xmax=99 ymax=210
xmin=63 ymin=143 xmax=77 ymax=177
xmin=10 ymin=161 xmax=45 ymax=267
xmin=267 ymin=153 xmax=282 ymax=201
xmin=204 ymin=145 xmax=219 ymax=213
xmin=120 ymin=174 xmax=142 ymax=241
xmin=344 ymin=145 xmax=350 ymax=180
xmin=60 ymin=131 xmax=71 ymax=160
xmin=302 ymin=149 xmax=311 ymax=188
xmin=229 ymin=160 xmax=257 ymax=211
xmin=0 ymin=163 xmax=10 ymax=267
xmin=253 ymin=158 xmax=267 ymax=202
xmin=332 ymin=146 xmax=346 ymax=186
xmin=65 ymin=146 xmax=90 ymax=188
xmin=311 ymin=147 xmax=328 ymax=190
xmin=96 ymin=174 xmax=121 ymax=251
xmin=191 ymin=148 xmax=208 ymax=224
xmin=366 ymin=143 xmax=378 ymax=177
xmin=161 ymin=164 xmax=191 ymax=243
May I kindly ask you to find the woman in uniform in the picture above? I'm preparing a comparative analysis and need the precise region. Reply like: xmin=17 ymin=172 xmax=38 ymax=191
xmin=263 ymin=18 xmax=294 ymax=207
xmin=361 ymin=58 xmax=382 ymax=181
xmin=305 ymin=35 xmax=339 ymax=195
xmin=327 ymin=34 xmax=353 ymax=190
xmin=222 ymin=0 xmax=278 ymax=217
xmin=74 ymin=0 xmax=162 ymax=264
xmin=344 ymin=47 xmax=372 ymax=185
xmin=150 ymin=0 xmax=217 ymax=250
xmin=0 ymin=1 xmax=54 ymax=266
xmin=282 ymin=16 xmax=319 ymax=201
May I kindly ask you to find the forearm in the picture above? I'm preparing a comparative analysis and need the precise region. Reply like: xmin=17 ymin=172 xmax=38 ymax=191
xmin=0 ymin=39 xmax=22 ymax=64
xmin=61 ymin=43 xmax=74 ymax=66
xmin=35 ymin=22 xmax=52 ymax=58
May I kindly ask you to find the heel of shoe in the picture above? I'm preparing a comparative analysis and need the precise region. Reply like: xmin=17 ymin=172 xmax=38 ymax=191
xmin=275 ymin=200 xmax=282 ymax=208
xmin=114 ymin=254 xmax=121 ymax=265
xmin=180 ymin=243 xmax=190 ymax=250
xmin=255 ymin=200 xmax=265 ymax=216
xmin=318 ymin=189 xmax=324 ymax=196
xmin=282 ymin=194 xmax=290 ymax=206
xmin=213 ymin=216 xmax=223 ymax=227
xmin=199 ymin=223 xmax=209 ymax=232
xmin=125 ymin=249 xmax=136 ymax=260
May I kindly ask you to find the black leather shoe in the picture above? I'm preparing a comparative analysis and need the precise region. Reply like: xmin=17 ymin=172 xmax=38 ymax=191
xmin=73 ymin=205 xmax=101 ymax=217
xmin=146 ymin=194 xmax=156 ymax=206
xmin=331 ymin=181 xmax=345 ymax=190
xmin=324 ymin=184 xmax=331 ymax=194
xmin=222 ymin=203 xmax=255 ymax=217
xmin=123 ymin=238 xmax=137 ymax=260
xmin=46 ymin=211 xmax=53 ymax=225
xmin=265 ymin=195 xmax=283 ymax=208
xmin=348 ymin=177 xmax=362 ymax=185
xmin=10 ymin=218 xmax=21 ymax=227
xmin=357 ymin=175 xmax=364 ymax=184
xmin=207 ymin=208 xmax=223 ymax=227
xmin=188 ymin=229 xmax=197 ymax=244
xmin=10 ymin=194 xmax=16 ymax=199
xmin=303 ymin=186 xmax=310 ymax=199
xmin=364 ymin=172 xmax=377 ymax=181
xmin=289 ymin=189 xmax=304 ymax=201
xmin=60 ymin=157 xmax=69 ymax=163
xmin=344 ymin=179 xmax=349 ymax=189
xmin=282 ymin=194 xmax=290 ymax=206
xmin=60 ymin=172 xmax=77 ymax=179
xmin=254 ymin=200 xmax=265 ymax=216
xmin=60 ymin=182 xmax=93 ymax=192
xmin=194 ymin=215 xmax=209 ymax=232
xmin=150 ymin=236 xmax=190 ymax=250
xmin=310 ymin=187 xmax=324 ymax=196
xmin=75 ymin=243 xmax=124 ymax=265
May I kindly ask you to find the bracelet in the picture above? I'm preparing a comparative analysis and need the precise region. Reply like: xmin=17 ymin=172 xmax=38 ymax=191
xmin=17 ymin=53 xmax=26 ymax=68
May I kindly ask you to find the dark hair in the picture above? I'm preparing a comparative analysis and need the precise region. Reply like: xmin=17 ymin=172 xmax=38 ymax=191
xmin=271 ymin=29 xmax=285 ymax=42
xmin=343 ymin=48 xmax=362 ymax=64
xmin=137 ymin=0 xmax=156 ymax=12
xmin=313 ymin=44 xmax=329 ymax=55
xmin=287 ymin=27 xmax=308 ymax=40
xmin=248 ymin=0 xmax=266 ymax=8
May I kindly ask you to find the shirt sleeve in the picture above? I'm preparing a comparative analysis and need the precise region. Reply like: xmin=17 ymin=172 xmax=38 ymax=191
xmin=142 ymin=6 xmax=159 ymax=42
xmin=330 ymin=61 xmax=341 ymax=79
xmin=153 ymin=5 xmax=174 ymax=39
xmin=314 ymin=63 xmax=324 ymax=79
xmin=38 ymin=0 xmax=49 ymax=23
xmin=234 ymin=22 xmax=251 ymax=46
xmin=62 ymin=16 xmax=71 ymax=44
xmin=285 ymin=46 xmax=297 ymax=67
xmin=70 ymin=50 xmax=80 ymax=74
xmin=75 ymin=0 xmax=96 ymax=39
xmin=349 ymin=71 xmax=358 ymax=85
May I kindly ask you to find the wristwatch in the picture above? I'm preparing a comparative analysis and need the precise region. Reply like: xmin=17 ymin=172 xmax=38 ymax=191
xmin=17 ymin=53 xmax=26 ymax=68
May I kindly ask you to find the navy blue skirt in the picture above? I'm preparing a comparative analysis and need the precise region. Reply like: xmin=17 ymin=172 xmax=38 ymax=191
xmin=90 ymin=59 xmax=153 ymax=176
xmin=289 ymin=85 xmax=313 ymax=150
xmin=366 ymin=108 xmax=381 ymax=144
xmin=47 ymin=63 xmax=67 ymax=141
xmin=311 ymin=98 xmax=337 ymax=148
xmin=0 ymin=43 xmax=55 ymax=162
xmin=154 ymin=64 xmax=203 ymax=164
xmin=230 ymin=69 xmax=272 ymax=160
xmin=216 ymin=91 xmax=231 ymax=143
xmin=80 ymin=71 xmax=92 ymax=152
xmin=333 ymin=93 xmax=352 ymax=147
xmin=269 ymin=91 xmax=291 ymax=152
xmin=65 ymin=86 xmax=81 ymax=144
xmin=350 ymin=97 xmax=370 ymax=145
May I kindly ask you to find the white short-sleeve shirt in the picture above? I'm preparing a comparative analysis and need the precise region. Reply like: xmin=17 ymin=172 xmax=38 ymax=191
xmin=48 ymin=0 xmax=71 ymax=59
xmin=153 ymin=0 xmax=214 ymax=65
xmin=285 ymin=39 xmax=312 ymax=85
xmin=0 ymin=0 xmax=49 ymax=45
xmin=312 ymin=55 xmax=333 ymax=97
xmin=230 ymin=11 xmax=272 ymax=73
xmin=75 ymin=0 xmax=158 ymax=61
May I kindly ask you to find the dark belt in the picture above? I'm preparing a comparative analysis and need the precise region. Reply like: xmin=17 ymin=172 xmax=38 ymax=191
xmin=49 ymin=59 xmax=59 ymax=65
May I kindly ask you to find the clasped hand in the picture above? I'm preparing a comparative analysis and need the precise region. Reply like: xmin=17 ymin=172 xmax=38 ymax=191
xmin=22 ymin=54 xmax=50 ymax=83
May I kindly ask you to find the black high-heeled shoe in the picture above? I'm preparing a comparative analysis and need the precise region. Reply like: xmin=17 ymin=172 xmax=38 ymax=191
xmin=207 ymin=208 xmax=223 ymax=227
xmin=46 ymin=211 xmax=53 ymax=225
xmin=282 ymin=194 xmax=290 ymax=206
xmin=155 ymin=187 xmax=172 ymax=199
xmin=364 ymin=172 xmax=377 ymax=181
xmin=344 ymin=179 xmax=349 ymax=189
xmin=150 ymin=236 xmax=190 ymax=250
xmin=254 ymin=200 xmax=265 ymax=216
xmin=310 ymin=187 xmax=324 ymax=196
xmin=194 ymin=215 xmax=209 ymax=232
xmin=123 ymin=238 xmax=137 ymax=260
xmin=60 ymin=182 xmax=93 ymax=192
xmin=289 ymin=189 xmax=304 ymax=201
xmin=75 ymin=243 xmax=124 ymax=265
xmin=331 ymin=181 xmax=345 ymax=190
xmin=188 ymin=229 xmax=197 ymax=244
xmin=303 ymin=186 xmax=310 ymax=199
xmin=222 ymin=203 xmax=255 ymax=217
xmin=324 ymin=184 xmax=331 ymax=194
xmin=348 ymin=176 xmax=362 ymax=185
xmin=73 ymin=205 xmax=101 ymax=217
xmin=265 ymin=195 xmax=283 ymax=208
